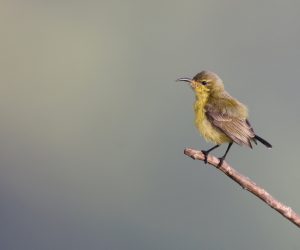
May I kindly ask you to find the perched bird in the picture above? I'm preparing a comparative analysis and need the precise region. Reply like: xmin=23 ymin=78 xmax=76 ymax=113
xmin=177 ymin=70 xmax=272 ymax=166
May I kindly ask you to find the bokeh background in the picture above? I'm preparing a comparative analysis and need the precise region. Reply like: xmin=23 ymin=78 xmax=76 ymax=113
xmin=1 ymin=0 xmax=300 ymax=249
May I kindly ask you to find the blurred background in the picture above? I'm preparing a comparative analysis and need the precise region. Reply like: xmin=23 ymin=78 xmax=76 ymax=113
xmin=1 ymin=0 xmax=300 ymax=249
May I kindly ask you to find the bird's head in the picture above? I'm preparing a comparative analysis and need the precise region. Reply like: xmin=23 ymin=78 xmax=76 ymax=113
xmin=177 ymin=70 xmax=224 ymax=95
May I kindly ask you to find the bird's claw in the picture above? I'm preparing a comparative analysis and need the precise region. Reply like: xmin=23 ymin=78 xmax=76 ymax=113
xmin=201 ymin=151 xmax=208 ymax=164
xmin=217 ymin=157 xmax=224 ymax=168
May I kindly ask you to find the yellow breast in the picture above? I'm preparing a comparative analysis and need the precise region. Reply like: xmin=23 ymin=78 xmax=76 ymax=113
xmin=194 ymin=95 xmax=231 ymax=145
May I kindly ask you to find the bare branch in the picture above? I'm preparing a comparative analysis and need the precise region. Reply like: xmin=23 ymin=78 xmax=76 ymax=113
xmin=184 ymin=147 xmax=300 ymax=228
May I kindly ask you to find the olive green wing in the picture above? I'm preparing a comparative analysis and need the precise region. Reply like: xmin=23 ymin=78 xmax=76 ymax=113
xmin=205 ymin=101 xmax=255 ymax=148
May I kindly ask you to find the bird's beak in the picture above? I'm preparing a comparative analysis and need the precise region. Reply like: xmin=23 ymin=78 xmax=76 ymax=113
xmin=176 ymin=77 xmax=195 ymax=88
xmin=176 ymin=77 xmax=193 ymax=83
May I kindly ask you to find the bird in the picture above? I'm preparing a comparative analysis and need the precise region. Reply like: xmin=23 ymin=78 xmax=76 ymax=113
xmin=177 ymin=70 xmax=272 ymax=167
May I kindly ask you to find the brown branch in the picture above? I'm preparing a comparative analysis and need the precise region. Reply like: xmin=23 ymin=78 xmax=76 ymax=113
xmin=184 ymin=147 xmax=300 ymax=228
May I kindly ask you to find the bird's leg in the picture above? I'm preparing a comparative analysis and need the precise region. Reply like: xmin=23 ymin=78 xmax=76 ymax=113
xmin=217 ymin=142 xmax=233 ymax=167
xmin=202 ymin=145 xmax=220 ymax=164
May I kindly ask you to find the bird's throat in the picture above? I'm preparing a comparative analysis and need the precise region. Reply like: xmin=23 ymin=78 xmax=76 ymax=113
xmin=194 ymin=91 xmax=209 ymax=122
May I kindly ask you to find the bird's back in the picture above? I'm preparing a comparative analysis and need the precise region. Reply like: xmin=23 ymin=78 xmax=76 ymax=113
xmin=208 ymin=91 xmax=248 ymax=118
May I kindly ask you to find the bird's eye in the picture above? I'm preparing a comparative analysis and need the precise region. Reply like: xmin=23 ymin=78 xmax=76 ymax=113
xmin=201 ymin=80 xmax=208 ymax=85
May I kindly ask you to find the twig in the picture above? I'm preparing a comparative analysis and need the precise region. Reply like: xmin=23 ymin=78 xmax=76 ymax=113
xmin=184 ymin=147 xmax=300 ymax=228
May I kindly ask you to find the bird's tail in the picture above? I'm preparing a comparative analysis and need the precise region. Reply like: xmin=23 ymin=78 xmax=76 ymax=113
xmin=254 ymin=135 xmax=272 ymax=148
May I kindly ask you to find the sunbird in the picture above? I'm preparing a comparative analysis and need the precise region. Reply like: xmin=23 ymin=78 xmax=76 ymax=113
xmin=177 ymin=70 xmax=272 ymax=166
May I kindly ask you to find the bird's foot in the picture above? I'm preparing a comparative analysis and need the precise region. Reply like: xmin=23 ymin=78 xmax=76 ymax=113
xmin=201 ymin=150 xmax=209 ymax=164
xmin=217 ymin=157 xmax=224 ymax=168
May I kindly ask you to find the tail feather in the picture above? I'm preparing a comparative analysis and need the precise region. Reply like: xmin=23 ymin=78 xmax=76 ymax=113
xmin=254 ymin=135 xmax=272 ymax=148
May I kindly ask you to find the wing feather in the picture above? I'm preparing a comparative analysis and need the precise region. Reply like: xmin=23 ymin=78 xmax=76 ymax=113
xmin=205 ymin=98 xmax=255 ymax=147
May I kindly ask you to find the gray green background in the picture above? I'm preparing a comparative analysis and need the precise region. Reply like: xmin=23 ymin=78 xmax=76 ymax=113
xmin=1 ymin=0 xmax=300 ymax=249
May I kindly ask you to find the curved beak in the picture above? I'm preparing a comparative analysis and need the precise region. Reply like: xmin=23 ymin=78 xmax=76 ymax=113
xmin=176 ymin=77 xmax=193 ymax=83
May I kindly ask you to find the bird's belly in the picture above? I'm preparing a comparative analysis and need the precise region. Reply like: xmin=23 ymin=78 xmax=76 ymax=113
xmin=195 ymin=115 xmax=231 ymax=145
